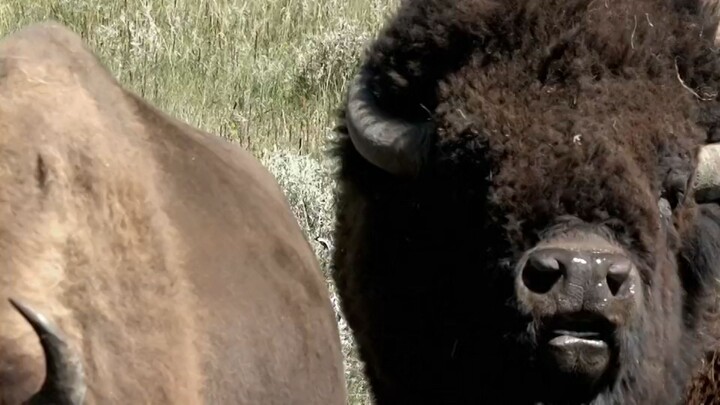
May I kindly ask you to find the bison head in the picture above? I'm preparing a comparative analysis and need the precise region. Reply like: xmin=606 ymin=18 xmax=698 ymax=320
xmin=333 ymin=0 xmax=720 ymax=403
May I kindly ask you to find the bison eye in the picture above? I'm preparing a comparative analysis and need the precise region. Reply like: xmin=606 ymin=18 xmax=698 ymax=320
xmin=603 ymin=218 xmax=626 ymax=236
xmin=661 ymin=168 xmax=691 ymax=210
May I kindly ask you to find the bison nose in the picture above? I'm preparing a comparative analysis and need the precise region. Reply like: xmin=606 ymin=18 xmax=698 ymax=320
xmin=605 ymin=259 xmax=632 ymax=296
xmin=521 ymin=251 xmax=563 ymax=294
xmin=520 ymin=248 xmax=633 ymax=297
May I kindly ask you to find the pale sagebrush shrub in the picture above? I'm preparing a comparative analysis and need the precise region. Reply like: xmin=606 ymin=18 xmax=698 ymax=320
xmin=261 ymin=149 xmax=336 ymax=265
xmin=261 ymin=149 xmax=373 ymax=404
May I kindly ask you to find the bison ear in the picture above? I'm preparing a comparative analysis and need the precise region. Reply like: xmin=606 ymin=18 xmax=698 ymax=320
xmin=683 ymin=0 xmax=720 ymax=19
xmin=694 ymin=144 xmax=720 ymax=202
xmin=674 ymin=0 xmax=720 ymax=45
xmin=693 ymin=97 xmax=720 ymax=202
xmin=696 ymin=0 xmax=720 ymax=44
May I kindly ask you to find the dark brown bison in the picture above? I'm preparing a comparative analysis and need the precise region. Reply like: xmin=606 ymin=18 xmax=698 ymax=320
xmin=0 ymin=21 xmax=346 ymax=404
xmin=331 ymin=0 xmax=720 ymax=403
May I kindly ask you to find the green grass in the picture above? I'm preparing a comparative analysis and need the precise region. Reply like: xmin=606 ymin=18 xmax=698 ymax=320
xmin=0 ymin=0 xmax=401 ymax=403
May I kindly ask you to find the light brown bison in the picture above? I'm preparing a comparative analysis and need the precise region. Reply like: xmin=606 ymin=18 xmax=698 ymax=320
xmin=331 ymin=0 xmax=720 ymax=404
xmin=0 ymin=21 xmax=346 ymax=404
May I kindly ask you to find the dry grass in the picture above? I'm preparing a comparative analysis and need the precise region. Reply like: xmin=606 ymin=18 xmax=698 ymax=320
xmin=0 ymin=0 xmax=401 ymax=403
xmin=1 ymin=0 xmax=395 ymax=157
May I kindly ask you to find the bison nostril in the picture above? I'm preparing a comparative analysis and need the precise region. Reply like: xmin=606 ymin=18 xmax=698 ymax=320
xmin=522 ymin=253 xmax=563 ymax=294
xmin=606 ymin=260 xmax=632 ymax=296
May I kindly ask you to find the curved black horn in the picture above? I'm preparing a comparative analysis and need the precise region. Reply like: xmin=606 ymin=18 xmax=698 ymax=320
xmin=9 ymin=298 xmax=86 ymax=405
xmin=345 ymin=67 xmax=435 ymax=177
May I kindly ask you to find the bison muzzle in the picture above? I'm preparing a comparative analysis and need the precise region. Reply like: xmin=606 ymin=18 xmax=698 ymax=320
xmin=514 ymin=229 xmax=644 ymax=398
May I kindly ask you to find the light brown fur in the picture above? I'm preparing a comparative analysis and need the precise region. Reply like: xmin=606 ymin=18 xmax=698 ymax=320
xmin=0 ymin=21 xmax=346 ymax=405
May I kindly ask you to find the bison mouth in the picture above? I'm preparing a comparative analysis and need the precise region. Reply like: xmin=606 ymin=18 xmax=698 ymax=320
xmin=537 ymin=312 xmax=617 ymax=386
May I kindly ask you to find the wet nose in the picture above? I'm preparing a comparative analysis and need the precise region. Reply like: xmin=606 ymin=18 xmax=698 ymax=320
xmin=520 ymin=248 xmax=633 ymax=297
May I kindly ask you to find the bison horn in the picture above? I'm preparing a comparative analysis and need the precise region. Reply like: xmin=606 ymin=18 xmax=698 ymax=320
xmin=694 ymin=143 xmax=720 ymax=202
xmin=346 ymin=68 xmax=720 ymax=195
xmin=8 ymin=298 xmax=86 ymax=405
xmin=345 ymin=67 xmax=435 ymax=177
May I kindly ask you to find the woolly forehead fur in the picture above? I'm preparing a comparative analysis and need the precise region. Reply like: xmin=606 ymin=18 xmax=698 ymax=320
xmin=364 ymin=0 xmax=720 ymax=251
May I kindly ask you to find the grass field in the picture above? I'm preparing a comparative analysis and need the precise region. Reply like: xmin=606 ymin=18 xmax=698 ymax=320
xmin=0 ymin=0 xmax=401 ymax=402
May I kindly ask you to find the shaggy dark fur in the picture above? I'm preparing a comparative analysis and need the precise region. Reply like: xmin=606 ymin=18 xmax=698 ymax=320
xmin=331 ymin=0 xmax=720 ymax=403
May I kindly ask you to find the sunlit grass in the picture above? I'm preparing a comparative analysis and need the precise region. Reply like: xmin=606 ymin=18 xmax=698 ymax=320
xmin=1 ymin=0 xmax=395 ymax=158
